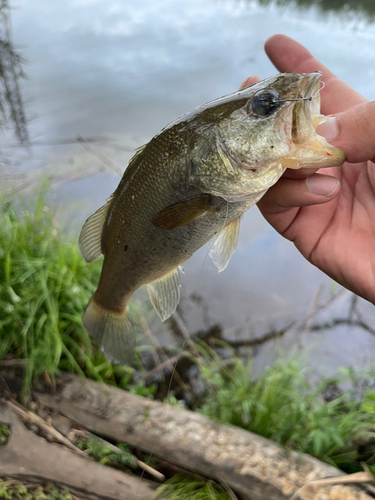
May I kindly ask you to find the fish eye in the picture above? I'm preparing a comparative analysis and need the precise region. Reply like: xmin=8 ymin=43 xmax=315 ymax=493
xmin=250 ymin=90 xmax=280 ymax=117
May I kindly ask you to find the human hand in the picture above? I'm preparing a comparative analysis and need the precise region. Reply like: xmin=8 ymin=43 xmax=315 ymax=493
xmin=240 ymin=34 xmax=375 ymax=304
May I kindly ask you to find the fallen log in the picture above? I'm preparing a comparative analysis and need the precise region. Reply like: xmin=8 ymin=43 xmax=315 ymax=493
xmin=36 ymin=373 xmax=375 ymax=500
xmin=0 ymin=400 xmax=155 ymax=500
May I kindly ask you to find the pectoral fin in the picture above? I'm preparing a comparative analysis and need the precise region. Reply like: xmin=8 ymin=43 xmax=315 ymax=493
xmin=147 ymin=267 xmax=181 ymax=321
xmin=152 ymin=195 xmax=213 ymax=230
xmin=79 ymin=194 xmax=114 ymax=263
xmin=209 ymin=216 xmax=242 ymax=273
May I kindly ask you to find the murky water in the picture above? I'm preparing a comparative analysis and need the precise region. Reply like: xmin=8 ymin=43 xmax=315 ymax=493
xmin=6 ymin=0 xmax=375 ymax=370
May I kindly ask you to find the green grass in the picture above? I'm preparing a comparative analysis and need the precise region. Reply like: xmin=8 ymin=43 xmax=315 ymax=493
xmin=0 ymin=479 xmax=73 ymax=500
xmin=0 ymin=423 xmax=10 ymax=445
xmin=0 ymin=190 xmax=155 ymax=397
xmin=196 ymin=345 xmax=375 ymax=473
xmin=2 ymin=188 xmax=375 ymax=486
xmin=76 ymin=436 xmax=138 ymax=469
xmin=155 ymin=475 xmax=232 ymax=500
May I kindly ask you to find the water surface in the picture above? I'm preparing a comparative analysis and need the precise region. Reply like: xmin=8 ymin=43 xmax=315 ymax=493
xmin=7 ymin=0 xmax=375 ymax=370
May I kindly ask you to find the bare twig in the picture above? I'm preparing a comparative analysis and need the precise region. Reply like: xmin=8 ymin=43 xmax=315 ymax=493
xmin=72 ymin=428 xmax=165 ymax=482
xmin=310 ymin=317 xmax=375 ymax=335
xmin=4 ymin=164 xmax=102 ymax=201
xmin=139 ymin=315 xmax=186 ymax=391
xmin=224 ymin=325 xmax=293 ymax=349
xmin=7 ymin=400 xmax=88 ymax=458
xmin=0 ymin=136 xmax=117 ymax=148
xmin=301 ymin=284 xmax=323 ymax=339
xmin=290 ymin=469 xmax=374 ymax=500
xmin=225 ymin=288 xmax=349 ymax=350
xmin=217 ymin=475 xmax=238 ymax=500
xmin=172 ymin=312 xmax=200 ymax=357
xmin=139 ymin=315 xmax=164 ymax=378
xmin=0 ymin=358 xmax=28 ymax=366
xmin=348 ymin=294 xmax=358 ymax=321
xmin=141 ymin=352 xmax=188 ymax=381
xmin=77 ymin=135 xmax=124 ymax=176
xmin=1 ymin=401 xmax=154 ymax=500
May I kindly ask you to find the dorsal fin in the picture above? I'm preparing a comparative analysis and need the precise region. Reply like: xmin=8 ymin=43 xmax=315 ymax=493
xmin=111 ymin=143 xmax=148 ymax=198
xmin=78 ymin=194 xmax=114 ymax=263
xmin=208 ymin=216 xmax=242 ymax=272
xmin=147 ymin=267 xmax=181 ymax=321
xmin=122 ymin=144 xmax=147 ymax=180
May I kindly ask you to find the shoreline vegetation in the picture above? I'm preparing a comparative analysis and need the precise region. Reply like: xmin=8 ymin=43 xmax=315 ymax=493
xmin=1 ymin=190 xmax=375 ymax=499
xmin=0 ymin=0 xmax=374 ymax=496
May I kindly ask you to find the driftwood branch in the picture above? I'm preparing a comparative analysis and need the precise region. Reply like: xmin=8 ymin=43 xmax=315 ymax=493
xmin=71 ymin=428 xmax=165 ymax=482
xmin=36 ymin=373 xmax=375 ymax=500
xmin=0 ymin=401 xmax=155 ymax=500
xmin=224 ymin=289 xmax=374 ymax=350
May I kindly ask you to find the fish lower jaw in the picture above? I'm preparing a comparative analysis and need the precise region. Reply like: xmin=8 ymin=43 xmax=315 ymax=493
xmin=281 ymin=136 xmax=346 ymax=170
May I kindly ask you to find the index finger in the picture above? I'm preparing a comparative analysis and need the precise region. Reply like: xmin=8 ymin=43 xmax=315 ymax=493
xmin=265 ymin=35 xmax=366 ymax=114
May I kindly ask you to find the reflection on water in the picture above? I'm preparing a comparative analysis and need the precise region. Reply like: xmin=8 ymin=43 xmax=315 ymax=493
xmin=6 ymin=0 xmax=375 ymax=371
xmin=0 ymin=1 xmax=27 ymax=143
xmin=255 ymin=0 xmax=375 ymax=18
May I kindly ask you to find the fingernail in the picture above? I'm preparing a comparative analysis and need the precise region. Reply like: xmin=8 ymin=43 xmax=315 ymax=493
xmin=239 ymin=76 xmax=261 ymax=90
xmin=316 ymin=116 xmax=339 ymax=143
xmin=306 ymin=175 xmax=339 ymax=198
xmin=239 ymin=77 xmax=251 ymax=90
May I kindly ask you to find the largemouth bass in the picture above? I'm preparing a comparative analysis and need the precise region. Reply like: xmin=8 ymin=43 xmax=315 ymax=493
xmin=79 ymin=72 xmax=345 ymax=364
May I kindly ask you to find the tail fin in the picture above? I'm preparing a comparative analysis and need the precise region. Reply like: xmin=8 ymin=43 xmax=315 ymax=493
xmin=82 ymin=297 xmax=135 ymax=365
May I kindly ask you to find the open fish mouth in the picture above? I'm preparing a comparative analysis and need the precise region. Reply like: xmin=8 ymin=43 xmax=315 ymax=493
xmin=226 ymin=72 xmax=345 ymax=181
xmin=291 ymin=72 xmax=322 ymax=144
xmin=188 ymin=70 xmax=346 ymax=202
xmin=281 ymin=71 xmax=345 ymax=169
xmin=290 ymin=71 xmax=326 ymax=145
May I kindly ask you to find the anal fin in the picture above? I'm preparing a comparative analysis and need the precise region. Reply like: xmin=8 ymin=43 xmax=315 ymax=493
xmin=209 ymin=216 xmax=242 ymax=273
xmin=147 ymin=267 xmax=181 ymax=321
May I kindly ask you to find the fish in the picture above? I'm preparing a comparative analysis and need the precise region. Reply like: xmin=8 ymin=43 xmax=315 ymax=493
xmin=79 ymin=71 xmax=345 ymax=365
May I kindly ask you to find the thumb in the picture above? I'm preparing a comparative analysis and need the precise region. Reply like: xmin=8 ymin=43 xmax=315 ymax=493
xmin=316 ymin=100 xmax=375 ymax=163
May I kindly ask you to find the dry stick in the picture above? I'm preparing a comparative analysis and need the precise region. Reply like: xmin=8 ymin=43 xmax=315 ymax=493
xmin=77 ymin=135 xmax=124 ymax=176
xmin=141 ymin=352 xmax=188 ymax=381
xmin=301 ymin=284 xmax=323 ymax=339
xmin=0 ymin=358 xmax=28 ymax=366
xmin=139 ymin=315 xmax=186 ymax=391
xmin=172 ymin=312 xmax=201 ymax=357
xmin=142 ymin=312 xmax=202 ymax=382
xmin=225 ymin=288 xmax=348 ymax=349
xmin=2 ymin=134 xmax=134 ymax=201
xmin=1 ymin=401 xmax=154 ymax=500
xmin=4 ymin=164 xmax=102 ymax=202
xmin=290 ymin=470 xmax=374 ymax=500
xmin=217 ymin=475 xmax=238 ymax=500
xmin=139 ymin=315 xmax=164 ymax=377
xmin=0 ymin=136 xmax=115 ymax=148
xmin=72 ymin=428 xmax=165 ymax=482
xmin=296 ymin=284 xmax=323 ymax=351
xmin=309 ymin=318 xmax=375 ymax=336
xmin=348 ymin=294 xmax=358 ymax=321
xmin=0 ymin=479 xmax=21 ymax=486
xmin=7 ymin=400 xmax=88 ymax=459
xmin=350 ymin=295 xmax=375 ymax=334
